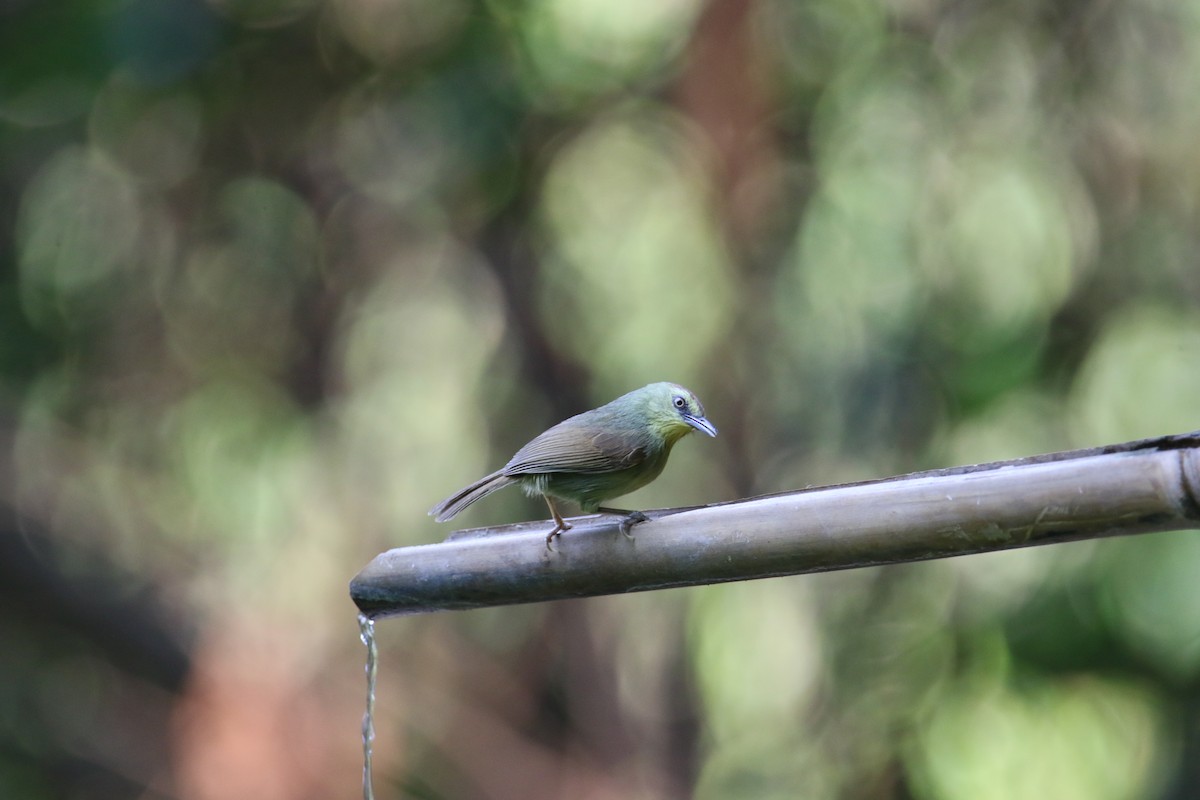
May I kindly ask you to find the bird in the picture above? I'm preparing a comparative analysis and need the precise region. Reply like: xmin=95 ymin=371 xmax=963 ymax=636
xmin=430 ymin=382 xmax=717 ymax=546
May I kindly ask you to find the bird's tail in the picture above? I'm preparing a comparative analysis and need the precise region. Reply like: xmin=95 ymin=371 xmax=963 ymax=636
xmin=429 ymin=470 xmax=515 ymax=522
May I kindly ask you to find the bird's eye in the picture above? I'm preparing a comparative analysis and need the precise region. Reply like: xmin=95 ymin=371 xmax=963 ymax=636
xmin=673 ymin=395 xmax=687 ymax=410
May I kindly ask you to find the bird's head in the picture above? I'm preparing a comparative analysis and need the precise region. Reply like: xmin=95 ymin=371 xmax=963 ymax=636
xmin=641 ymin=382 xmax=717 ymax=443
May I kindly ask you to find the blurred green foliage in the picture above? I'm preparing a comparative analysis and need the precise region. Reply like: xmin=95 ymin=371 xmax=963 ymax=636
xmin=2 ymin=0 xmax=1199 ymax=797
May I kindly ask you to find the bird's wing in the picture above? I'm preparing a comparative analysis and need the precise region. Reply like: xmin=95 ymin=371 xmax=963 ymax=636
xmin=504 ymin=423 xmax=649 ymax=475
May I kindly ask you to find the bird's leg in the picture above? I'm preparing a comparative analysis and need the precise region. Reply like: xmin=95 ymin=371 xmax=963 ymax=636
xmin=544 ymin=495 xmax=571 ymax=549
xmin=596 ymin=506 xmax=649 ymax=539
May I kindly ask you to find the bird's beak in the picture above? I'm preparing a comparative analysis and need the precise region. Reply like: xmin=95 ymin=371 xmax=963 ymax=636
xmin=684 ymin=414 xmax=718 ymax=437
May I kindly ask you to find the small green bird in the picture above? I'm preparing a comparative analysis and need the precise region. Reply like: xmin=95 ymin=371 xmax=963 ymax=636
xmin=430 ymin=382 xmax=717 ymax=545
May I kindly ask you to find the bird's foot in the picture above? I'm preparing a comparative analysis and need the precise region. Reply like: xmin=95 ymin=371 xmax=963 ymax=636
xmin=597 ymin=507 xmax=649 ymax=539
xmin=545 ymin=520 xmax=572 ymax=550
xmin=618 ymin=511 xmax=648 ymax=539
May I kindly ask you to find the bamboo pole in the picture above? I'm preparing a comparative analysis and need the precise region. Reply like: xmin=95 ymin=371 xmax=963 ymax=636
xmin=350 ymin=432 xmax=1200 ymax=617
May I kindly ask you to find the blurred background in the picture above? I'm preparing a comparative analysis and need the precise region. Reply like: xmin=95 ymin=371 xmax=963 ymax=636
xmin=2 ymin=0 xmax=1200 ymax=797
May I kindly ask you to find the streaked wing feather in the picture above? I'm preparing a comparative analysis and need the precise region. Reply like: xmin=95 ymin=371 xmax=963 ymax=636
xmin=504 ymin=424 xmax=648 ymax=475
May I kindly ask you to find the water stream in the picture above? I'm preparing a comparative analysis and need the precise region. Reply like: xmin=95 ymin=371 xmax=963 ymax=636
xmin=358 ymin=613 xmax=377 ymax=800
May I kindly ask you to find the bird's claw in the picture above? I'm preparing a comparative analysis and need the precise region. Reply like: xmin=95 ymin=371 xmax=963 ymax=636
xmin=618 ymin=511 xmax=649 ymax=540
xmin=545 ymin=521 xmax=572 ymax=550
